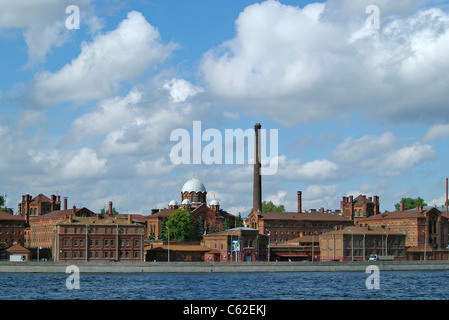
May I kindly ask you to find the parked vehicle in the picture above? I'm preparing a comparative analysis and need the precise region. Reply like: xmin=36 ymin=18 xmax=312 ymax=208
xmin=368 ymin=254 xmax=379 ymax=261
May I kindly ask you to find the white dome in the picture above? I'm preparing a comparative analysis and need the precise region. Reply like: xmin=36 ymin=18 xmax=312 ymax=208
xmin=181 ymin=199 xmax=191 ymax=205
xmin=169 ymin=200 xmax=178 ymax=206
xmin=181 ymin=177 xmax=206 ymax=193
xmin=210 ymin=199 xmax=219 ymax=206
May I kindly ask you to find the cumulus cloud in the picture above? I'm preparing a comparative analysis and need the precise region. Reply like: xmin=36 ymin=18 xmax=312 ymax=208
xmin=163 ymin=78 xmax=204 ymax=103
xmin=200 ymin=0 xmax=449 ymax=125
xmin=333 ymin=132 xmax=397 ymax=163
xmin=277 ymin=155 xmax=340 ymax=181
xmin=32 ymin=11 xmax=178 ymax=106
xmin=422 ymin=124 xmax=449 ymax=142
xmin=0 ymin=0 xmax=93 ymax=65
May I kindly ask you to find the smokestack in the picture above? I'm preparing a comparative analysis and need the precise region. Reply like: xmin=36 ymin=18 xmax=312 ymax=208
xmin=253 ymin=123 xmax=262 ymax=213
xmin=400 ymin=201 xmax=404 ymax=211
xmin=72 ymin=205 xmax=76 ymax=214
xmin=63 ymin=197 xmax=68 ymax=210
xmin=297 ymin=191 xmax=302 ymax=213
xmin=446 ymin=178 xmax=448 ymax=216
xmin=109 ymin=201 xmax=113 ymax=215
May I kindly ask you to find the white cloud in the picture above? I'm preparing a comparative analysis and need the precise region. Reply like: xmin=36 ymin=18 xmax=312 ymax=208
xmin=32 ymin=11 xmax=178 ymax=106
xmin=29 ymin=147 xmax=107 ymax=180
xmin=163 ymin=78 xmax=204 ymax=103
xmin=265 ymin=190 xmax=288 ymax=206
xmin=200 ymin=0 xmax=449 ymax=125
xmin=382 ymin=143 xmax=436 ymax=171
xmin=423 ymin=124 xmax=449 ymax=142
xmin=0 ymin=0 xmax=92 ymax=65
xmin=333 ymin=132 xmax=397 ymax=163
xmin=277 ymin=155 xmax=339 ymax=181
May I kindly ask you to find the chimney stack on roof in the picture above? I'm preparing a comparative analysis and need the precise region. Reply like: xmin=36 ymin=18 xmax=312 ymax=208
xmin=253 ymin=123 xmax=262 ymax=213
xmin=297 ymin=191 xmax=302 ymax=213
xmin=109 ymin=201 xmax=113 ymax=216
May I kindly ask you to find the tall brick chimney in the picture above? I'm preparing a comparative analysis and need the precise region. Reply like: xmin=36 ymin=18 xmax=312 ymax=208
xmin=63 ymin=197 xmax=68 ymax=210
xmin=400 ymin=201 xmax=404 ymax=211
xmin=253 ymin=123 xmax=262 ymax=213
xmin=297 ymin=191 xmax=302 ymax=213
xmin=109 ymin=201 xmax=113 ymax=215
xmin=446 ymin=178 xmax=449 ymax=216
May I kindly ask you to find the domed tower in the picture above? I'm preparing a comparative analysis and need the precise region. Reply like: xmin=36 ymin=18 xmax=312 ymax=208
xmin=168 ymin=199 xmax=178 ymax=210
xmin=210 ymin=199 xmax=220 ymax=213
xmin=181 ymin=177 xmax=207 ymax=208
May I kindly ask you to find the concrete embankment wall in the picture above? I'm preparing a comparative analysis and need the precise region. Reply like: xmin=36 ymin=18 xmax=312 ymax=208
xmin=1 ymin=261 xmax=449 ymax=273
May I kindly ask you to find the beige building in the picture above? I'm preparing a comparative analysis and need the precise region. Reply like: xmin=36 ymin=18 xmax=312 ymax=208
xmin=319 ymin=226 xmax=406 ymax=261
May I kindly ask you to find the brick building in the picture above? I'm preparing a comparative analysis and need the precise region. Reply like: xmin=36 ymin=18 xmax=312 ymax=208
xmin=341 ymin=194 xmax=380 ymax=220
xmin=147 ymin=176 xmax=235 ymax=240
xmin=18 ymin=194 xmax=67 ymax=223
xmin=319 ymin=226 xmax=407 ymax=261
xmin=55 ymin=214 xmax=146 ymax=262
xmin=203 ymin=227 xmax=268 ymax=262
xmin=25 ymin=206 xmax=96 ymax=254
xmin=0 ymin=211 xmax=27 ymax=249
xmin=354 ymin=206 xmax=449 ymax=260
xmin=248 ymin=192 xmax=352 ymax=244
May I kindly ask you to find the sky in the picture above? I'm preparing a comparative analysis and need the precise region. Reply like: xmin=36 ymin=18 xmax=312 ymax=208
xmin=1 ymin=0 xmax=449 ymax=217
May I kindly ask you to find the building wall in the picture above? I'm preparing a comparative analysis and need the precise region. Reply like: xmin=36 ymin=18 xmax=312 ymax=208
xmin=319 ymin=232 xmax=406 ymax=261
xmin=56 ymin=223 xmax=145 ymax=262
xmin=0 ymin=214 xmax=27 ymax=249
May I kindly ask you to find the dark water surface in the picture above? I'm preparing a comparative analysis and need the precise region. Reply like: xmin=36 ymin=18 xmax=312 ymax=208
xmin=1 ymin=270 xmax=448 ymax=300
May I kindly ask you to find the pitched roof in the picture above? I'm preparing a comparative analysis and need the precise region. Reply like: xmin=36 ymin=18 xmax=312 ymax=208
xmin=260 ymin=211 xmax=351 ymax=222
xmin=352 ymin=195 xmax=372 ymax=205
xmin=30 ymin=194 xmax=52 ymax=204
xmin=0 ymin=212 xmax=26 ymax=221
xmin=5 ymin=244 xmax=31 ymax=253
xmin=359 ymin=207 xmax=444 ymax=221
xmin=324 ymin=226 xmax=404 ymax=236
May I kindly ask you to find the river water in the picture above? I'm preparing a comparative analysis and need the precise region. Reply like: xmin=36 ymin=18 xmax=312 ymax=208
xmin=1 ymin=270 xmax=448 ymax=300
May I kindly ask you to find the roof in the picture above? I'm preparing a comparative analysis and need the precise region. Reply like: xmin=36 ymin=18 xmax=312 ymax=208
xmin=0 ymin=212 xmax=26 ymax=221
xmin=182 ymin=177 xmax=207 ymax=193
xmin=203 ymin=227 xmax=260 ymax=237
xmin=30 ymin=194 xmax=52 ymax=204
xmin=57 ymin=215 xmax=145 ymax=226
xmin=5 ymin=244 xmax=31 ymax=253
xmin=145 ymin=244 xmax=210 ymax=252
xmin=259 ymin=211 xmax=351 ymax=222
xmin=359 ymin=207 xmax=443 ymax=221
xmin=324 ymin=226 xmax=404 ymax=236
xmin=149 ymin=208 xmax=176 ymax=218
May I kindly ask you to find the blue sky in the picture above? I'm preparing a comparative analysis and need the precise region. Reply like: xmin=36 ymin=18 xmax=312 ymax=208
xmin=1 ymin=0 xmax=449 ymax=217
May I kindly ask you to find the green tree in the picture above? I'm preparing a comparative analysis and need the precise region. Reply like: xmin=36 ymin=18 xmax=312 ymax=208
xmin=148 ymin=225 xmax=156 ymax=241
xmin=223 ymin=218 xmax=230 ymax=231
xmin=235 ymin=213 xmax=244 ymax=227
xmin=100 ymin=207 xmax=119 ymax=214
xmin=395 ymin=197 xmax=427 ymax=211
xmin=0 ymin=195 xmax=4 ymax=209
xmin=159 ymin=217 xmax=168 ymax=240
xmin=262 ymin=201 xmax=285 ymax=213
xmin=197 ymin=216 xmax=205 ymax=237
xmin=166 ymin=209 xmax=195 ymax=242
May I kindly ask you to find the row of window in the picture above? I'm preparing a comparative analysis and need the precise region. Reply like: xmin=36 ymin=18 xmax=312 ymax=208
xmin=62 ymin=251 xmax=140 ymax=259
xmin=0 ymin=223 xmax=25 ymax=228
xmin=0 ymin=231 xmax=23 ymax=236
xmin=266 ymin=223 xmax=339 ymax=228
xmin=64 ymin=227 xmax=142 ymax=234
xmin=63 ymin=239 xmax=140 ymax=247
